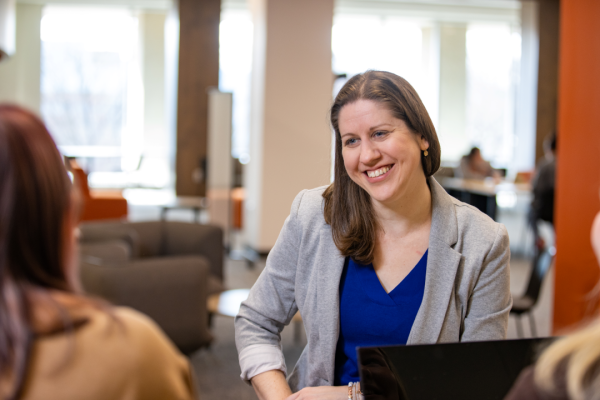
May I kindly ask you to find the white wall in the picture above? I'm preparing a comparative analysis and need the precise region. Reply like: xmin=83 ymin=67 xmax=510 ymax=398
xmin=512 ymin=1 xmax=539 ymax=174
xmin=136 ymin=10 xmax=172 ymax=186
xmin=438 ymin=23 xmax=467 ymax=161
xmin=0 ymin=0 xmax=16 ymax=58
xmin=140 ymin=11 xmax=168 ymax=159
xmin=0 ymin=3 xmax=42 ymax=113
xmin=164 ymin=1 xmax=179 ymax=188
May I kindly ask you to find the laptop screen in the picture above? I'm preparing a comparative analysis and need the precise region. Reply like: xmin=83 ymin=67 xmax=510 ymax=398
xmin=357 ymin=338 xmax=555 ymax=400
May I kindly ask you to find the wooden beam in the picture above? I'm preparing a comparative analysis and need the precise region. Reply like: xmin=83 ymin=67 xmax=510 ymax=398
xmin=176 ymin=0 xmax=220 ymax=196
xmin=535 ymin=0 xmax=560 ymax=163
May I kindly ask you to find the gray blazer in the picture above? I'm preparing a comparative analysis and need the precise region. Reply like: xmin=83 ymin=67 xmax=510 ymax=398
xmin=235 ymin=177 xmax=512 ymax=391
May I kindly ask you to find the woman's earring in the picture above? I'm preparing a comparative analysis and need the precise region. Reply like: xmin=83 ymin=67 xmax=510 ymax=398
xmin=423 ymin=150 xmax=429 ymax=157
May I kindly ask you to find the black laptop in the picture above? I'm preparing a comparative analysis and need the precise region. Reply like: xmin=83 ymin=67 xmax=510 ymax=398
xmin=357 ymin=338 xmax=555 ymax=400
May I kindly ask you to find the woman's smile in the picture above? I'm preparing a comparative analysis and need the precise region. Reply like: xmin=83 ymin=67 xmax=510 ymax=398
xmin=365 ymin=164 xmax=393 ymax=179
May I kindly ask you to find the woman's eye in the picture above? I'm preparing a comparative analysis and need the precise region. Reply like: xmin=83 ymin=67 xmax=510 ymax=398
xmin=345 ymin=138 xmax=358 ymax=146
xmin=373 ymin=130 xmax=387 ymax=137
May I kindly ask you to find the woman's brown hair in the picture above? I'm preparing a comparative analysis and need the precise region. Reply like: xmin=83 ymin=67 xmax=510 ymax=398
xmin=323 ymin=71 xmax=441 ymax=264
xmin=0 ymin=105 xmax=76 ymax=399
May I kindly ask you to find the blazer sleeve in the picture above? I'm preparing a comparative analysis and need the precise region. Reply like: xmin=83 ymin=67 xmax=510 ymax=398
xmin=462 ymin=223 xmax=512 ymax=341
xmin=235 ymin=190 xmax=305 ymax=383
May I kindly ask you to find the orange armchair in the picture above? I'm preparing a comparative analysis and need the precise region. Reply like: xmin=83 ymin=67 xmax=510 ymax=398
xmin=69 ymin=160 xmax=128 ymax=221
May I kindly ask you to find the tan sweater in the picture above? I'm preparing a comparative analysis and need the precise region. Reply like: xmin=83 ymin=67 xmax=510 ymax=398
xmin=17 ymin=305 xmax=197 ymax=400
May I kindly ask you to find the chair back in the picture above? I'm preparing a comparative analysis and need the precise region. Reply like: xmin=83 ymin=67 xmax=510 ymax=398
xmin=524 ymin=246 xmax=555 ymax=305
xmin=68 ymin=159 xmax=91 ymax=198
xmin=515 ymin=171 xmax=533 ymax=184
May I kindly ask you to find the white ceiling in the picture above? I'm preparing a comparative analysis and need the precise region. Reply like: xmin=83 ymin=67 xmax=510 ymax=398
xmin=16 ymin=0 xmax=173 ymax=10
xmin=337 ymin=1 xmax=520 ymax=23
xmin=357 ymin=0 xmax=519 ymax=8
xmin=15 ymin=0 xmax=521 ymax=22
xmin=16 ymin=0 xmax=520 ymax=9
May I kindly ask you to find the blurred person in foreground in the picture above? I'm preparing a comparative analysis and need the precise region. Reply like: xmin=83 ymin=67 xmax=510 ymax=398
xmin=457 ymin=147 xmax=500 ymax=180
xmin=0 ymin=104 xmax=196 ymax=400
xmin=505 ymin=196 xmax=600 ymax=400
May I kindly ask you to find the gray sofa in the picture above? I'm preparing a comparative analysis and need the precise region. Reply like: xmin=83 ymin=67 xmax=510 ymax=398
xmin=78 ymin=221 xmax=225 ymax=354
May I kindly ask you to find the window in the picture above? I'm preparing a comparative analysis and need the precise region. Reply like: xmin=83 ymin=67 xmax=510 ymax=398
xmin=219 ymin=8 xmax=253 ymax=164
xmin=332 ymin=15 xmax=437 ymax=122
xmin=41 ymin=6 xmax=143 ymax=179
xmin=466 ymin=23 xmax=521 ymax=168
xmin=331 ymin=4 xmax=525 ymax=172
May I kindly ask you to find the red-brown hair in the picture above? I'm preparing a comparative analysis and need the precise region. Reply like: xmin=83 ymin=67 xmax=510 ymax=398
xmin=0 ymin=104 xmax=75 ymax=399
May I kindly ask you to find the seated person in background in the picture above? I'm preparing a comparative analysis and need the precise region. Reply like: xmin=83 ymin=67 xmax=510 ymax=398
xmin=505 ymin=194 xmax=600 ymax=400
xmin=0 ymin=104 xmax=197 ymax=400
xmin=530 ymin=133 xmax=557 ymax=249
xmin=457 ymin=147 xmax=500 ymax=179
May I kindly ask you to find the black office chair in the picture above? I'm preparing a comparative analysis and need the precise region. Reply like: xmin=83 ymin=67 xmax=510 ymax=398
xmin=510 ymin=246 xmax=555 ymax=338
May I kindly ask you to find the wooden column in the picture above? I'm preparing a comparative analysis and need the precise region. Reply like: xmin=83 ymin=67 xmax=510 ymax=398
xmin=553 ymin=0 xmax=600 ymax=333
xmin=535 ymin=0 xmax=560 ymax=163
xmin=176 ymin=0 xmax=220 ymax=196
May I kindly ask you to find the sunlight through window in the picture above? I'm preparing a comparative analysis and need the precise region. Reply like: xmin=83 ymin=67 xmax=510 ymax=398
xmin=466 ymin=23 xmax=521 ymax=168
xmin=41 ymin=6 xmax=142 ymax=176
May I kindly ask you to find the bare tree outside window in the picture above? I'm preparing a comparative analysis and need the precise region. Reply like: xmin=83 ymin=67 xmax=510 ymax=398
xmin=40 ymin=7 xmax=139 ymax=174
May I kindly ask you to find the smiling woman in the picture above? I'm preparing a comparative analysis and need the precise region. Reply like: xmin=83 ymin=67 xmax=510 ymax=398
xmin=235 ymin=71 xmax=512 ymax=400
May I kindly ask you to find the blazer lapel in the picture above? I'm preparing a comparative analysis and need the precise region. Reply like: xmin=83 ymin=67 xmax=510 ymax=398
xmin=408 ymin=237 xmax=461 ymax=343
xmin=408 ymin=177 xmax=462 ymax=344
xmin=316 ymin=225 xmax=346 ymax=384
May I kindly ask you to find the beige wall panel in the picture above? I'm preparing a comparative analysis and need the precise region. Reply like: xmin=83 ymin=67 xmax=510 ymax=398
xmin=438 ymin=23 xmax=467 ymax=161
xmin=0 ymin=4 xmax=41 ymax=113
xmin=246 ymin=0 xmax=334 ymax=252
xmin=141 ymin=11 xmax=168 ymax=158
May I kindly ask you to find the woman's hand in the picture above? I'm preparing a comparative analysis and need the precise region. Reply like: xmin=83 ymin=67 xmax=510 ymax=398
xmin=285 ymin=386 xmax=347 ymax=400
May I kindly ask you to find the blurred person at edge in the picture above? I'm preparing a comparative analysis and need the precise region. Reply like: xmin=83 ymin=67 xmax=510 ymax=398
xmin=235 ymin=71 xmax=512 ymax=400
xmin=0 ymin=105 xmax=197 ymax=400
xmin=505 ymin=198 xmax=600 ymax=400
xmin=529 ymin=133 xmax=557 ymax=251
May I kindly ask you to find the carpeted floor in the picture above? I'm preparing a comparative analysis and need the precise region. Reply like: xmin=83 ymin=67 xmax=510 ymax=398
xmin=190 ymin=315 xmax=305 ymax=399
xmin=190 ymin=257 xmax=306 ymax=400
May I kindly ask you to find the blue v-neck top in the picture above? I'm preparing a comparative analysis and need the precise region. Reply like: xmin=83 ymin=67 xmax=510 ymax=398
xmin=334 ymin=250 xmax=428 ymax=385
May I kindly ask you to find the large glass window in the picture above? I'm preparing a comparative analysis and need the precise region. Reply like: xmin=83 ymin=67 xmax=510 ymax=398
xmin=40 ymin=6 xmax=143 ymax=177
xmin=466 ymin=23 xmax=521 ymax=169
xmin=331 ymin=9 xmax=523 ymax=172
xmin=219 ymin=8 xmax=253 ymax=164
xmin=332 ymin=15 xmax=437 ymax=123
